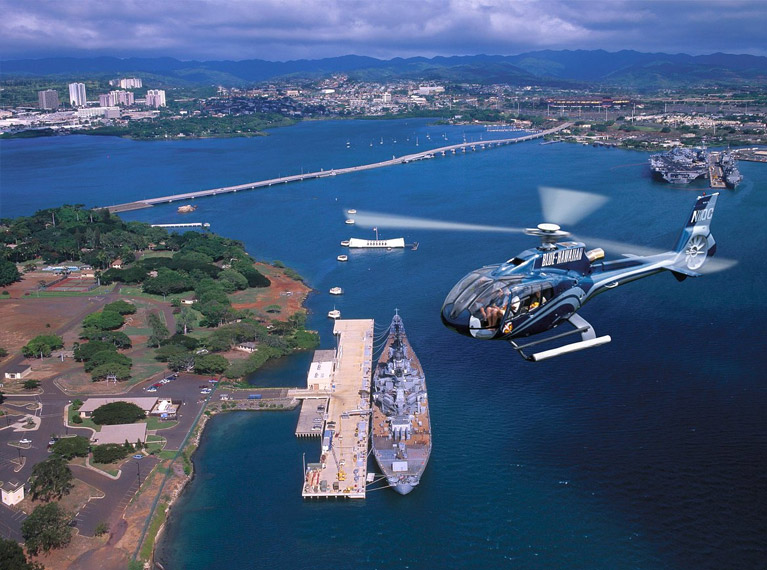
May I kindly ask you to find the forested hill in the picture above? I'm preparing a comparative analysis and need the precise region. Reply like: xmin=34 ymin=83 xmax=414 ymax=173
xmin=3 ymin=50 xmax=766 ymax=89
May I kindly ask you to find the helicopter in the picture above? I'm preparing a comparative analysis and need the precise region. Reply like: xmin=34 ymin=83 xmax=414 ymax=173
xmin=351 ymin=189 xmax=729 ymax=361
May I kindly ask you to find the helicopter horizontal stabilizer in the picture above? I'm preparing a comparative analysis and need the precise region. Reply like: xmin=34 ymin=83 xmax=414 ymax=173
xmin=510 ymin=313 xmax=611 ymax=361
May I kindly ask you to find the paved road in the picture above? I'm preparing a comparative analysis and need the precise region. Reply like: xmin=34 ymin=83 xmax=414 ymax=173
xmin=71 ymin=455 xmax=160 ymax=537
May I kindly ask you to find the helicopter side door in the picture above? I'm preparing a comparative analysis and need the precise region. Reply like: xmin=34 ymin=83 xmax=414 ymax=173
xmin=500 ymin=281 xmax=556 ymax=338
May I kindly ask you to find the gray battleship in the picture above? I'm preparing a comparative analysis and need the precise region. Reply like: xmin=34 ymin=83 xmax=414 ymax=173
xmin=719 ymin=151 xmax=743 ymax=188
xmin=371 ymin=312 xmax=431 ymax=495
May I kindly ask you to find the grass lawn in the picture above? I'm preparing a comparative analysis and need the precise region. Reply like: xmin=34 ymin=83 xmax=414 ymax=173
xmin=145 ymin=434 xmax=166 ymax=454
xmin=144 ymin=416 xmax=178 ymax=430
xmin=71 ymin=416 xmax=99 ymax=431
xmin=91 ymin=462 xmax=120 ymax=477
xmin=139 ymin=502 xmax=168 ymax=561
xmin=35 ymin=286 xmax=112 ymax=297
xmin=139 ymin=251 xmax=174 ymax=259
xmin=157 ymin=450 xmax=177 ymax=460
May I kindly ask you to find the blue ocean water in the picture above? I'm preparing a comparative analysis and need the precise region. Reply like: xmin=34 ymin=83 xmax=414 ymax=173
xmin=2 ymin=121 xmax=766 ymax=569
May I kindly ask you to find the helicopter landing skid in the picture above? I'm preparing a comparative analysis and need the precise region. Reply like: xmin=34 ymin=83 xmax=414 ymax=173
xmin=509 ymin=313 xmax=612 ymax=362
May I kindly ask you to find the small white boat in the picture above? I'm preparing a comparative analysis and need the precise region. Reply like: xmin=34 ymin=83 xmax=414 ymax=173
xmin=328 ymin=308 xmax=341 ymax=319
xmin=340 ymin=240 xmax=350 ymax=247
xmin=329 ymin=287 xmax=343 ymax=295
xmin=337 ymin=254 xmax=348 ymax=262
xmin=347 ymin=209 xmax=357 ymax=214
xmin=345 ymin=219 xmax=355 ymax=225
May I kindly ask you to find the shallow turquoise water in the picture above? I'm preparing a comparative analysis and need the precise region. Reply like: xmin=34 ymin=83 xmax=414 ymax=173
xmin=2 ymin=121 xmax=766 ymax=569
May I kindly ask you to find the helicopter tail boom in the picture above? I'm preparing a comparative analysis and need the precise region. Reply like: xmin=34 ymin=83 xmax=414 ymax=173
xmin=669 ymin=192 xmax=718 ymax=274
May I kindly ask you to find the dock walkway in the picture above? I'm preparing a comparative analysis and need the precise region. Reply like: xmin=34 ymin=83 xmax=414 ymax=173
xmin=302 ymin=319 xmax=374 ymax=499
xmin=105 ymin=123 xmax=572 ymax=213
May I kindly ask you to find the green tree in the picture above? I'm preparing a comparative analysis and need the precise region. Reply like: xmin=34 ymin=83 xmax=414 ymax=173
xmin=176 ymin=306 xmax=196 ymax=335
xmin=51 ymin=436 xmax=90 ymax=460
xmin=74 ymin=340 xmax=114 ymax=362
xmin=103 ymin=300 xmax=137 ymax=315
xmin=0 ymin=347 xmax=8 ymax=358
xmin=84 ymin=350 xmax=131 ymax=373
xmin=92 ymin=443 xmax=132 ymax=464
xmin=0 ymin=536 xmax=44 ymax=570
xmin=0 ymin=259 xmax=21 ymax=286
xmin=91 ymin=401 xmax=146 ymax=425
xmin=82 ymin=310 xmax=124 ymax=331
xmin=90 ymin=362 xmax=131 ymax=382
xmin=22 ymin=334 xmax=63 ymax=358
xmin=147 ymin=312 xmax=170 ymax=348
xmin=21 ymin=502 xmax=72 ymax=556
xmin=193 ymin=353 xmax=229 ymax=375
xmin=28 ymin=456 xmax=74 ymax=501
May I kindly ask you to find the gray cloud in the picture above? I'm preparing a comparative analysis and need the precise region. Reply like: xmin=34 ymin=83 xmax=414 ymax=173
xmin=1 ymin=0 xmax=766 ymax=61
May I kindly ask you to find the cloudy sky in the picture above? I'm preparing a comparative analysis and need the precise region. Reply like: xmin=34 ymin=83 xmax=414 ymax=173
xmin=2 ymin=0 xmax=766 ymax=62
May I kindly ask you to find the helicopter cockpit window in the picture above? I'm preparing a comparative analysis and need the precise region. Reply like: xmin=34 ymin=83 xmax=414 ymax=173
xmin=445 ymin=271 xmax=496 ymax=318
xmin=468 ymin=282 xmax=512 ymax=338
xmin=515 ymin=283 xmax=554 ymax=313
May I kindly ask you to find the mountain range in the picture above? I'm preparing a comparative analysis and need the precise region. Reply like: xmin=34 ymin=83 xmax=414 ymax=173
xmin=2 ymin=50 xmax=766 ymax=90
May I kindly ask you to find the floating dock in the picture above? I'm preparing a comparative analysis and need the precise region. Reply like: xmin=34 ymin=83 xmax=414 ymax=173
xmin=300 ymin=319 xmax=374 ymax=499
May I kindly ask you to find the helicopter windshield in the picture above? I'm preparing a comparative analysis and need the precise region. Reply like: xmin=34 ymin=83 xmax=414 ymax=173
xmin=443 ymin=269 xmax=498 ymax=318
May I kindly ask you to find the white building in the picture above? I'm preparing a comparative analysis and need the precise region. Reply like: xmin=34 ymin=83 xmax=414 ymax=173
xmin=77 ymin=106 xmax=120 ymax=120
xmin=68 ymin=82 xmax=87 ymax=107
xmin=306 ymin=349 xmax=336 ymax=391
xmin=110 ymin=90 xmax=134 ymax=106
xmin=119 ymin=77 xmax=143 ymax=89
xmin=146 ymin=89 xmax=167 ymax=108
xmin=1 ymin=480 xmax=24 ymax=507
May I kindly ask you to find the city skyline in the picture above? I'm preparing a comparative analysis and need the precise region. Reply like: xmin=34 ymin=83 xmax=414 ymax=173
xmin=2 ymin=0 xmax=766 ymax=62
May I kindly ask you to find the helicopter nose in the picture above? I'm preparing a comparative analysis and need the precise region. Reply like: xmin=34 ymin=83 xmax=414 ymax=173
xmin=440 ymin=302 xmax=471 ymax=337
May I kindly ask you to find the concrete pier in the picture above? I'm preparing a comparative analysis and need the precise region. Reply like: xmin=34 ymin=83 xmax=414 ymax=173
xmin=301 ymin=319 xmax=374 ymax=499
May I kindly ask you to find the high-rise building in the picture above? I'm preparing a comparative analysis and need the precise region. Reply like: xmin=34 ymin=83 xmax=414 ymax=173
xmin=146 ymin=89 xmax=167 ymax=108
xmin=119 ymin=77 xmax=142 ymax=89
xmin=109 ymin=90 xmax=134 ymax=106
xmin=99 ymin=93 xmax=113 ymax=107
xmin=38 ymin=89 xmax=60 ymax=110
xmin=68 ymin=82 xmax=87 ymax=107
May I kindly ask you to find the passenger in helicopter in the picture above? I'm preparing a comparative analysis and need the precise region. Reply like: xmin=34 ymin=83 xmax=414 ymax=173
xmin=528 ymin=291 xmax=544 ymax=311
xmin=469 ymin=291 xmax=509 ymax=338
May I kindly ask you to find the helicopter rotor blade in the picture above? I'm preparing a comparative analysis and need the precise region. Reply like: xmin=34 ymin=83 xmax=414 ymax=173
xmin=539 ymin=187 xmax=609 ymax=226
xmin=351 ymin=211 xmax=527 ymax=234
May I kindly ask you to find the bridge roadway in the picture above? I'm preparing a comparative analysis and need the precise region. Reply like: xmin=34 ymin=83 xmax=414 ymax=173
xmin=106 ymin=122 xmax=572 ymax=213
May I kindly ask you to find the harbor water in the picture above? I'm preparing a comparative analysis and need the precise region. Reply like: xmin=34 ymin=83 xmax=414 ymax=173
xmin=2 ymin=120 xmax=766 ymax=569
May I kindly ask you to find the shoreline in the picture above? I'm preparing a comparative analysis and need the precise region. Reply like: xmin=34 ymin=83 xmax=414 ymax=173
xmin=145 ymin=393 xmax=300 ymax=567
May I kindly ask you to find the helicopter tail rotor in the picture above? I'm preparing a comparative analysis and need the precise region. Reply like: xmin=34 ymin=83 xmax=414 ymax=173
xmin=671 ymin=193 xmax=718 ymax=273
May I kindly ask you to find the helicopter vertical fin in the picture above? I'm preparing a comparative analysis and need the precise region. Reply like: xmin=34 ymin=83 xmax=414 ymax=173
xmin=670 ymin=192 xmax=718 ymax=275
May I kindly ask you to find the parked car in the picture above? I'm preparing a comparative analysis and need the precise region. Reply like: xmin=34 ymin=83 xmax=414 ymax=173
xmin=19 ymin=438 xmax=32 ymax=445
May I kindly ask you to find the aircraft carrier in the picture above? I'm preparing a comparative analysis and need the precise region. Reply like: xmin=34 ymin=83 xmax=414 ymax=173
xmin=370 ymin=312 xmax=431 ymax=495
xmin=650 ymin=147 xmax=742 ymax=188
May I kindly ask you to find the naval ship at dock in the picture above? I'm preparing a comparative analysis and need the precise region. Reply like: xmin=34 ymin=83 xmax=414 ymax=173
xmin=370 ymin=312 xmax=431 ymax=495
xmin=649 ymin=147 xmax=742 ymax=188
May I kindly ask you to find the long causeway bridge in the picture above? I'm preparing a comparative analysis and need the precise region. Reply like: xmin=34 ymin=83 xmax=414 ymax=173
xmin=106 ymin=122 xmax=572 ymax=213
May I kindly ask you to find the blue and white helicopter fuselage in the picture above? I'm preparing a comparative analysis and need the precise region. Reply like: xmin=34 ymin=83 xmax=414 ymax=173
xmin=440 ymin=193 xmax=719 ymax=361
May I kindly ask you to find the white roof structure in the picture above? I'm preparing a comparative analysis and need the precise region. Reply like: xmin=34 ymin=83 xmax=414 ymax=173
xmin=91 ymin=423 xmax=147 ymax=445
